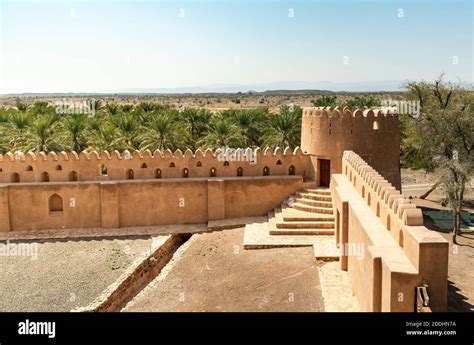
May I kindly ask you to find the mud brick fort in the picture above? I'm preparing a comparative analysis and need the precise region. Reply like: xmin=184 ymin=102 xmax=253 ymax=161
xmin=0 ymin=106 xmax=448 ymax=312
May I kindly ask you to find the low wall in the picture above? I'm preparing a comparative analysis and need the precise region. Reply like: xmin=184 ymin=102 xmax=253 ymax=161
xmin=331 ymin=151 xmax=448 ymax=312
xmin=75 ymin=233 xmax=191 ymax=312
xmin=0 ymin=176 xmax=303 ymax=232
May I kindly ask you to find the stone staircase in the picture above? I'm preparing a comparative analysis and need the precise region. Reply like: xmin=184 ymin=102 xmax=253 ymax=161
xmin=244 ymin=187 xmax=339 ymax=261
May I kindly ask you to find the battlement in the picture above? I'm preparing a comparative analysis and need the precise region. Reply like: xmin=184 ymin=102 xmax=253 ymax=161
xmin=303 ymin=106 xmax=398 ymax=118
xmin=342 ymin=151 xmax=422 ymax=227
xmin=301 ymin=107 xmax=401 ymax=189
xmin=0 ymin=147 xmax=311 ymax=183
xmin=334 ymin=151 xmax=448 ymax=311
xmin=302 ymin=106 xmax=399 ymax=134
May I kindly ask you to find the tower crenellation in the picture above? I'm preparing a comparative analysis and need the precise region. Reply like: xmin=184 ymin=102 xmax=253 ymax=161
xmin=301 ymin=106 xmax=401 ymax=190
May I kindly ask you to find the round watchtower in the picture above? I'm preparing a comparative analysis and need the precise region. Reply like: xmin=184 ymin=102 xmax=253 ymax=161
xmin=301 ymin=107 xmax=401 ymax=190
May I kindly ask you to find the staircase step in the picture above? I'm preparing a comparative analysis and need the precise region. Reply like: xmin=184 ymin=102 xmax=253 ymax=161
xmin=304 ymin=188 xmax=331 ymax=196
xmin=283 ymin=215 xmax=335 ymax=222
xmin=292 ymin=202 xmax=334 ymax=214
xmin=297 ymin=192 xmax=332 ymax=202
xmin=294 ymin=197 xmax=332 ymax=208
xmin=269 ymin=208 xmax=335 ymax=235
xmin=271 ymin=228 xmax=335 ymax=236
xmin=243 ymin=222 xmax=316 ymax=249
xmin=276 ymin=220 xmax=335 ymax=229
xmin=275 ymin=209 xmax=334 ymax=228
xmin=281 ymin=206 xmax=335 ymax=222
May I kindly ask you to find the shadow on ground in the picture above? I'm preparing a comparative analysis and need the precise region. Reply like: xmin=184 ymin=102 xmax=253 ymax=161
xmin=448 ymin=280 xmax=474 ymax=312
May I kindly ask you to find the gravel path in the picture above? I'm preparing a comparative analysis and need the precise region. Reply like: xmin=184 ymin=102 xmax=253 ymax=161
xmin=0 ymin=237 xmax=152 ymax=311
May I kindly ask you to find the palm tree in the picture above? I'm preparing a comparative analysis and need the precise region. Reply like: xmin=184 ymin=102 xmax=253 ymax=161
xmin=111 ymin=113 xmax=140 ymax=150
xmin=86 ymin=99 xmax=103 ymax=115
xmin=138 ymin=102 xmax=155 ymax=113
xmin=121 ymin=104 xmax=134 ymax=113
xmin=16 ymin=102 xmax=29 ymax=113
xmin=89 ymin=123 xmax=122 ymax=152
xmin=199 ymin=116 xmax=244 ymax=148
xmin=312 ymin=95 xmax=338 ymax=107
xmin=180 ymin=108 xmax=211 ymax=150
xmin=5 ymin=111 xmax=32 ymax=151
xmin=60 ymin=114 xmax=89 ymax=152
xmin=138 ymin=111 xmax=185 ymax=151
xmin=105 ymin=103 xmax=119 ymax=116
xmin=0 ymin=107 xmax=9 ymax=122
xmin=226 ymin=108 xmax=266 ymax=147
xmin=25 ymin=114 xmax=59 ymax=152
xmin=343 ymin=96 xmax=381 ymax=109
xmin=0 ymin=136 xmax=8 ymax=154
xmin=32 ymin=101 xmax=50 ymax=115
xmin=260 ymin=105 xmax=301 ymax=148
xmin=0 ymin=108 xmax=9 ymax=153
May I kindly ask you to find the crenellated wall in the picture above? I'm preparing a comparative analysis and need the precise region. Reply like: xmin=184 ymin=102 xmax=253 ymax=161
xmin=0 ymin=108 xmax=448 ymax=312
xmin=331 ymin=151 xmax=448 ymax=312
xmin=0 ymin=147 xmax=310 ymax=233
xmin=0 ymin=147 xmax=311 ymax=183
xmin=301 ymin=107 xmax=401 ymax=190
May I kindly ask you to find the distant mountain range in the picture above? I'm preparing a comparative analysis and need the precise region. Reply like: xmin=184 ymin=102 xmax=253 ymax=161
xmin=1 ymin=80 xmax=407 ymax=96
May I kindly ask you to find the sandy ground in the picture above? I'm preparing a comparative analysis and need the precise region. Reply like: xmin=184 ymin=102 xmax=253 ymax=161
xmin=401 ymin=169 xmax=474 ymax=210
xmin=443 ymin=232 xmax=474 ymax=312
xmin=0 ymin=236 xmax=152 ymax=311
xmin=0 ymin=92 xmax=399 ymax=113
xmin=123 ymin=228 xmax=325 ymax=312
xmin=401 ymin=168 xmax=438 ymax=185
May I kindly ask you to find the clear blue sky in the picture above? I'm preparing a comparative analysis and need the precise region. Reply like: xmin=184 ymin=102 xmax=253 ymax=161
xmin=0 ymin=0 xmax=472 ymax=93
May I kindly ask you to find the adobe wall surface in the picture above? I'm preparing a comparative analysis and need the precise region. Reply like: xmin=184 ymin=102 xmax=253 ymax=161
xmin=331 ymin=151 xmax=448 ymax=312
xmin=302 ymin=107 xmax=401 ymax=190
xmin=0 ymin=147 xmax=308 ymax=233
xmin=0 ymin=176 xmax=303 ymax=233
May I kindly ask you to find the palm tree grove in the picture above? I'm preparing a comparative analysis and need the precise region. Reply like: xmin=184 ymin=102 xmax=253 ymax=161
xmin=0 ymin=102 xmax=302 ymax=154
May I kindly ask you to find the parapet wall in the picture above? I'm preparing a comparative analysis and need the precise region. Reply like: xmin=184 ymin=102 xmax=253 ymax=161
xmin=0 ymin=147 xmax=310 ymax=233
xmin=331 ymin=151 xmax=448 ymax=311
xmin=302 ymin=107 xmax=401 ymax=190
xmin=0 ymin=147 xmax=312 ymax=183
